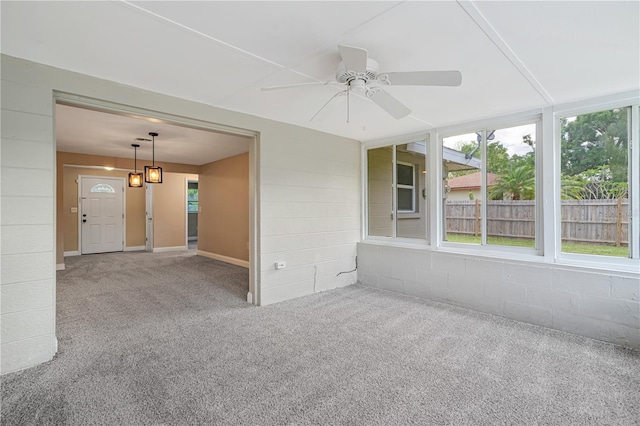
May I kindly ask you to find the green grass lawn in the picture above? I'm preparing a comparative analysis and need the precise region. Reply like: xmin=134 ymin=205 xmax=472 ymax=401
xmin=445 ymin=234 xmax=629 ymax=257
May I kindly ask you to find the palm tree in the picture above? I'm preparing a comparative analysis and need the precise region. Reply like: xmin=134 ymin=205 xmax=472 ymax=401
xmin=560 ymin=174 xmax=585 ymax=200
xmin=488 ymin=164 xmax=535 ymax=200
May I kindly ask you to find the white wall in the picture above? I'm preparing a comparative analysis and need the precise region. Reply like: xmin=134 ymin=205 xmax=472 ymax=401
xmin=260 ymin=133 xmax=360 ymax=304
xmin=358 ymin=243 xmax=640 ymax=349
xmin=0 ymin=54 xmax=360 ymax=374
xmin=1 ymin=77 xmax=57 ymax=373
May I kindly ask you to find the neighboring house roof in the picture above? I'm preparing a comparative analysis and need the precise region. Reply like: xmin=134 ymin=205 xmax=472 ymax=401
xmin=405 ymin=142 xmax=481 ymax=172
xmin=447 ymin=171 xmax=498 ymax=191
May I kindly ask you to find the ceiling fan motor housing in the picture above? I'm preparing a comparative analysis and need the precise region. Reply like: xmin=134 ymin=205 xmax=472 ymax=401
xmin=336 ymin=58 xmax=379 ymax=84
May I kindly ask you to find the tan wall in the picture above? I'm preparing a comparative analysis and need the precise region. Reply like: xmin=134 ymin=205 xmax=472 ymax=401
xmin=62 ymin=167 xmax=146 ymax=254
xmin=152 ymin=173 xmax=198 ymax=249
xmin=57 ymin=151 xmax=200 ymax=263
xmin=367 ymin=147 xmax=393 ymax=237
xmin=198 ymin=153 xmax=249 ymax=261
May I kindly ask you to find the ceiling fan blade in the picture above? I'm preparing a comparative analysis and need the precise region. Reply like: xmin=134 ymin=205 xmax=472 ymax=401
xmin=368 ymin=89 xmax=411 ymax=119
xmin=381 ymin=70 xmax=462 ymax=86
xmin=338 ymin=45 xmax=368 ymax=73
xmin=261 ymin=81 xmax=339 ymax=91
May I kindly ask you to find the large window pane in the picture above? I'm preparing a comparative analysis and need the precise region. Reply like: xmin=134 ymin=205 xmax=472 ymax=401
xmin=442 ymin=123 xmax=538 ymax=248
xmin=560 ymin=107 xmax=630 ymax=257
xmin=486 ymin=123 xmax=537 ymax=248
xmin=396 ymin=141 xmax=427 ymax=239
xmin=368 ymin=146 xmax=393 ymax=237
xmin=367 ymin=141 xmax=428 ymax=240
xmin=442 ymin=132 xmax=482 ymax=244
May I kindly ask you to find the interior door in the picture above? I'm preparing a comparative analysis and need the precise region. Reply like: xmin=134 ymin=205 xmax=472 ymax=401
xmin=80 ymin=176 xmax=125 ymax=254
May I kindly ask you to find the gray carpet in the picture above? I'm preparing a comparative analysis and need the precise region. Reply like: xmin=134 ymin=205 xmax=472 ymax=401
xmin=2 ymin=250 xmax=639 ymax=425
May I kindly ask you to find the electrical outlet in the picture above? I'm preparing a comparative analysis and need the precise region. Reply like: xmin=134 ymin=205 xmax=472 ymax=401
xmin=275 ymin=261 xmax=286 ymax=270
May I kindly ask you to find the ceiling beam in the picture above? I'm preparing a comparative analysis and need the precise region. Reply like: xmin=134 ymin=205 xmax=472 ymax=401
xmin=457 ymin=0 xmax=555 ymax=105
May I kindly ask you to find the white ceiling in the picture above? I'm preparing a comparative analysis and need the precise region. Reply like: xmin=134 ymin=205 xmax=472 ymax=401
xmin=55 ymin=104 xmax=251 ymax=166
xmin=2 ymin=1 xmax=639 ymax=147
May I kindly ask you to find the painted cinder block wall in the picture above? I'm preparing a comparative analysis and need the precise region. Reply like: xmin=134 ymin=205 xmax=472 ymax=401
xmin=357 ymin=243 xmax=640 ymax=348
xmin=0 ymin=54 xmax=360 ymax=374
xmin=259 ymin=133 xmax=360 ymax=304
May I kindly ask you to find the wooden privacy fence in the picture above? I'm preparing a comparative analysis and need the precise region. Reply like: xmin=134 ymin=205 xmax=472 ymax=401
xmin=445 ymin=199 xmax=629 ymax=246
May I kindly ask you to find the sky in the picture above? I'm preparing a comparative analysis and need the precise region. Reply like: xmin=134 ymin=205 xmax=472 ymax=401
xmin=443 ymin=123 xmax=536 ymax=157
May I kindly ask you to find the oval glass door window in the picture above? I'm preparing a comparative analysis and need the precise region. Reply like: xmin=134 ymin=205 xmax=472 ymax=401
xmin=90 ymin=184 xmax=116 ymax=193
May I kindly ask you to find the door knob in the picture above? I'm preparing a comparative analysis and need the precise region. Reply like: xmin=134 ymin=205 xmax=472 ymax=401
xmin=82 ymin=214 xmax=87 ymax=217
xmin=82 ymin=219 xmax=87 ymax=223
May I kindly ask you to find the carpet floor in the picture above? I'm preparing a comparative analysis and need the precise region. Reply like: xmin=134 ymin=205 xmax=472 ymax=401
xmin=2 ymin=250 xmax=639 ymax=425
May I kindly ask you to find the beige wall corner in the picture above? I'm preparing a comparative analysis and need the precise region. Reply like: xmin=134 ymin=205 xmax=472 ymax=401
xmin=199 ymin=153 xmax=249 ymax=262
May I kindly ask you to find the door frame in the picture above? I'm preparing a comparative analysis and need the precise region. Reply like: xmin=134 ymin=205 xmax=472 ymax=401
xmin=186 ymin=178 xmax=199 ymax=245
xmin=55 ymin=93 xmax=260 ymax=305
xmin=78 ymin=175 xmax=126 ymax=255
xmin=145 ymin=182 xmax=154 ymax=252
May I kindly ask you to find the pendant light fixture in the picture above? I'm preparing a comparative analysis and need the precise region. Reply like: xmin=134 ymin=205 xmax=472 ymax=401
xmin=128 ymin=143 xmax=144 ymax=187
xmin=145 ymin=132 xmax=163 ymax=184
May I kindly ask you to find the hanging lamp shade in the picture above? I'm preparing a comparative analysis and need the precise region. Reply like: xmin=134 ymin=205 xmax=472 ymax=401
xmin=128 ymin=143 xmax=144 ymax=187
xmin=145 ymin=132 xmax=163 ymax=184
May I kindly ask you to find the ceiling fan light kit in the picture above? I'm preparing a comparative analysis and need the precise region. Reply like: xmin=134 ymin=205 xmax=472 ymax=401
xmin=262 ymin=44 xmax=462 ymax=122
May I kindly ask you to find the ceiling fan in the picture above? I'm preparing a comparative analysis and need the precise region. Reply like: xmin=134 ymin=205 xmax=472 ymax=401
xmin=261 ymin=45 xmax=462 ymax=121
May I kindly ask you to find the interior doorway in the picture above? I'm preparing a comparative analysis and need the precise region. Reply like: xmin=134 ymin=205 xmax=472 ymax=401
xmin=187 ymin=179 xmax=198 ymax=250
xmin=55 ymin=94 xmax=258 ymax=305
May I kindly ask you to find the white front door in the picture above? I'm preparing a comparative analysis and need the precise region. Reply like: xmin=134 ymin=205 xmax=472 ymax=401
xmin=80 ymin=176 xmax=125 ymax=254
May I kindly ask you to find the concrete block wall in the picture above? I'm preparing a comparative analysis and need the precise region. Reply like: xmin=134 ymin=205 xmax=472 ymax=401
xmin=0 ymin=54 xmax=361 ymax=373
xmin=260 ymin=133 xmax=360 ymax=305
xmin=1 ymin=79 xmax=58 ymax=372
xmin=357 ymin=243 xmax=640 ymax=349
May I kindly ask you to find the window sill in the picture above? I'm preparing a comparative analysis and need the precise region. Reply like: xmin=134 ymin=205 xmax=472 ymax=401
xmin=361 ymin=238 xmax=640 ymax=276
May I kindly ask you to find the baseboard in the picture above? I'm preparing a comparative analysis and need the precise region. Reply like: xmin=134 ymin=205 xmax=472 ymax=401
xmin=56 ymin=263 xmax=65 ymax=271
xmin=247 ymin=292 xmax=253 ymax=304
xmin=153 ymin=246 xmax=188 ymax=253
xmin=63 ymin=251 xmax=80 ymax=257
xmin=125 ymin=246 xmax=146 ymax=252
xmin=197 ymin=250 xmax=249 ymax=268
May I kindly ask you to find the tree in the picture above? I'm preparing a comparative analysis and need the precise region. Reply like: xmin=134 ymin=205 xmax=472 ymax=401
xmin=560 ymin=174 xmax=585 ymax=200
xmin=488 ymin=164 xmax=535 ymax=200
xmin=561 ymin=109 xmax=628 ymax=182
xmin=578 ymin=166 xmax=628 ymax=199
xmin=450 ymin=140 xmax=511 ymax=177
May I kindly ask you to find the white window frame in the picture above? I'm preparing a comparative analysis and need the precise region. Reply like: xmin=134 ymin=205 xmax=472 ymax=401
xmin=437 ymin=114 xmax=542 ymax=257
xmin=363 ymin=132 xmax=430 ymax=245
xmin=553 ymin=96 xmax=640 ymax=270
xmin=361 ymin=90 xmax=639 ymax=273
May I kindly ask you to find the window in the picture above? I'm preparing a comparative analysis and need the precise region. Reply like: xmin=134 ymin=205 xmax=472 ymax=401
xmin=560 ymin=107 xmax=631 ymax=258
xmin=187 ymin=188 xmax=198 ymax=213
xmin=364 ymin=93 xmax=638 ymax=269
xmin=90 ymin=184 xmax=115 ymax=193
xmin=367 ymin=139 xmax=428 ymax=240
xmin=397 ymin=162 xmax=416 ymax=213
xmin=442 ymin=122 xmax=538 ymax=249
